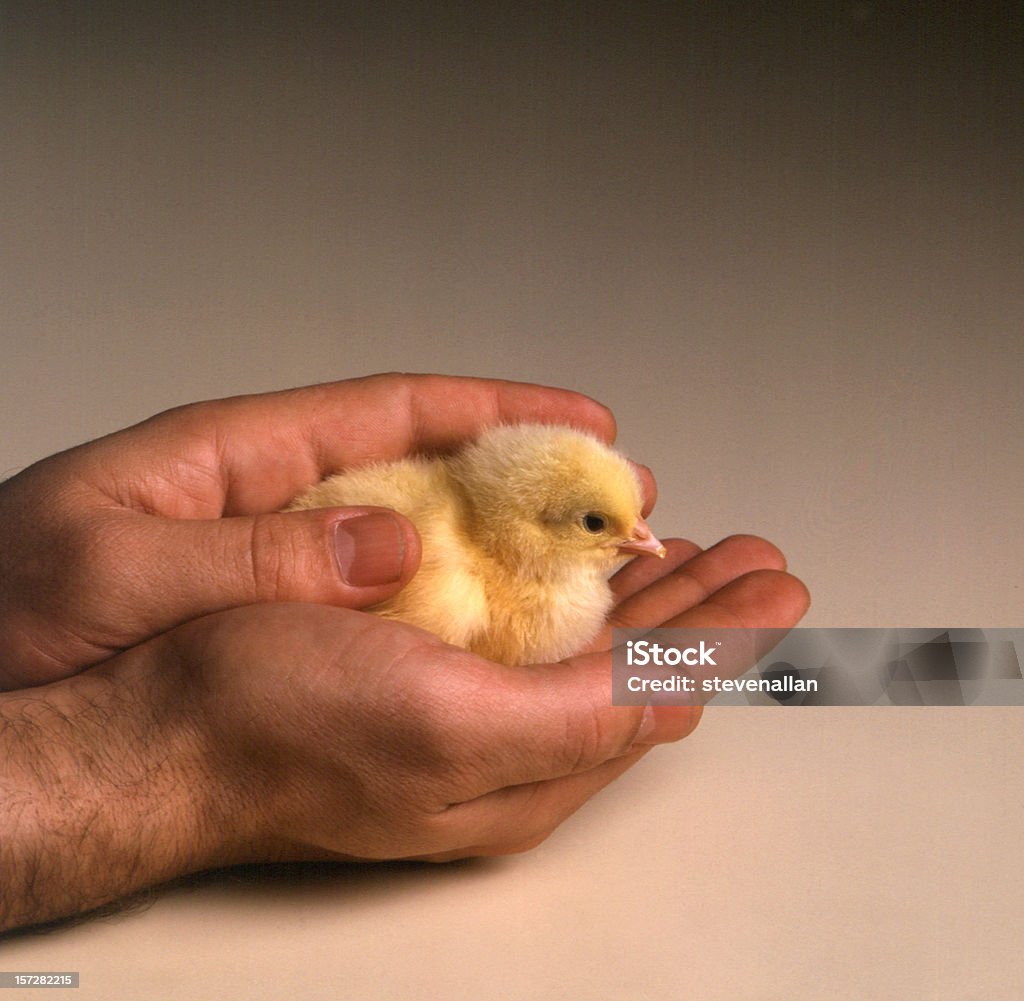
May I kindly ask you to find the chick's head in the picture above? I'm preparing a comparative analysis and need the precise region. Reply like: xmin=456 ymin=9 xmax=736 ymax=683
xmin=449 ymin=424 xmax=665 ymax=578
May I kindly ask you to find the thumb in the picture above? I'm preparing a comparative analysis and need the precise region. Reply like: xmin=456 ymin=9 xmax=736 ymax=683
xmin=0 ymin=505 xmax=420 ymax=689
xmin=121 ymin=505 xmax=422 ymax=626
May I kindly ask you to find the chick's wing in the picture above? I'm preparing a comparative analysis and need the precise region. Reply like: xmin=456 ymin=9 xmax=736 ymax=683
xmin=289 ymin=457 xmax=491 ymax=651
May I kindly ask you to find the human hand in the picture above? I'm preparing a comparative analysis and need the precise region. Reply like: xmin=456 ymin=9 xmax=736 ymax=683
xmin=0 ymin=533 xmax=808 ymax=931
xmin=212 ymin=535 xmax=804 ymax=864
xmin=0 ymin=373 xmax=624 ymax=690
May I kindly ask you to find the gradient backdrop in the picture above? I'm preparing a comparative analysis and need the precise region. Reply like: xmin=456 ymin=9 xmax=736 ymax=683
xmin=2 ymin=3 xmax=1022 ymax=998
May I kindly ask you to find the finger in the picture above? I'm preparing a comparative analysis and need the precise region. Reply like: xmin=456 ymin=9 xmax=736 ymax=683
xmin=98 ymin=506 xmax=422 ymax=637
xmin=419 ymin=747 xmax=656 ymax=860
xmin=663 ymin=566 xmax=811 ymax=632
xmin=112 ymin=374 xmax=619 ymax=515
xmin=405 ymin=374 xmax=618 ymax=452
xmin=640 ymin=567 xmax=812 ymax=720
xmin=460 ymin=562 xmax=808 ymax=791
xmin=448 ymin=656 xmax=698 ymax=795
xmin=628 ymin=461 xmax=658 ymax=517
xmin=607 ymin=537 xmax=704 ymax=606
xmin=578 ymin=537 xmax=703 ymax=654
xmin=593 ymin=534 xmax=788 ymax=649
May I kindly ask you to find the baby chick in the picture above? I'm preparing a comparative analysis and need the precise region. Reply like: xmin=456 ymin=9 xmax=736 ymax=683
xmin=288 ymin=424 xmax=665 ymax=666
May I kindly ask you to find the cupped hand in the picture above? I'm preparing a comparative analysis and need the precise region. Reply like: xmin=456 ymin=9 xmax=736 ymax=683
xmin=0 ymin=527 xmax=808 ymax=931
xmin=0 ymin=373 xmax=622 ymax=690
xmin=169 ymin=533 xmax=809 ymax=865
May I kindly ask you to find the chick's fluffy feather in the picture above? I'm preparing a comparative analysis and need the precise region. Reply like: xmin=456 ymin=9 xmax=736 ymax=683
xmin=288 ymin=424 xmax=655 ymax=666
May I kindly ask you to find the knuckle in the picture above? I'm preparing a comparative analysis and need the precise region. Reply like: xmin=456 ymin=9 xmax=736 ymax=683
xmin=563 ymin=689 xmax=613 ymax=771
xmin=56 ymin=509 xmax=123 ymax=595
xmin=723 ymin=533 xmax=786 ymax=567
xmin=245 ymin=514 xmax=303 ymax=602
xmin=481 ymin=796 xmax=559 ymax=857
xmin=499 ymin=829 xmax=555 ymax=855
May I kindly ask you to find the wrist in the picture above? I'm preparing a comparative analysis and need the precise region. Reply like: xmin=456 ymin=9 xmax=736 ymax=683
xmin=0 ymin=643 xmax=245 ymax=932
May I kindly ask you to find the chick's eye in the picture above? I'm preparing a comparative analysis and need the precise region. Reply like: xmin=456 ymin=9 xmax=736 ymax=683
xmin=582 ymin=513 xmax=607 ymax=533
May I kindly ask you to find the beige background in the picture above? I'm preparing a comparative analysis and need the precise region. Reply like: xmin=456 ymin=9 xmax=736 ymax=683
xmin=1 ymin=3 xmax=1021 ymax=998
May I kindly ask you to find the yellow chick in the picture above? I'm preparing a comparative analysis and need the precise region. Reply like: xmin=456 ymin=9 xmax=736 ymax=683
xmin=287 ymin=424 xmax=666 ymax=666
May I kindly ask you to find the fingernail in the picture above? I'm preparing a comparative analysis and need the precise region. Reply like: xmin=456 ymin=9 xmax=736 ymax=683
xmin=634 ymin=705 xmax=660 ymax=743
xmin=333 ymin=513 xmax=405 ymax=587
xmin=633 ymin=704 xmax=701 ymax=746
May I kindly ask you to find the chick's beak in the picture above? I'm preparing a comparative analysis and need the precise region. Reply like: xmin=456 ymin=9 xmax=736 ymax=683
xmin=618 ymin=518 xmax=667 ymax=558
